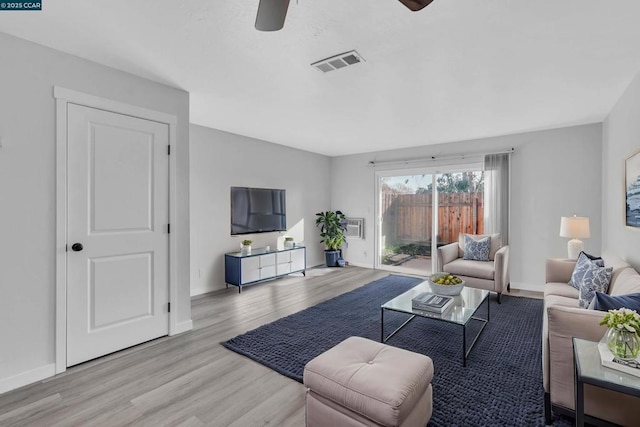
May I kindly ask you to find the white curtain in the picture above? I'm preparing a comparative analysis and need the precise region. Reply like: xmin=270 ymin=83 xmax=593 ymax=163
xmin=483 ymin=153 xmax=510 ymax=244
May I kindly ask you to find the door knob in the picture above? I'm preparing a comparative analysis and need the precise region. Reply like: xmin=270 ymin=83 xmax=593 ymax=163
xmin=71 ymin=243 xmax=84 ymax=252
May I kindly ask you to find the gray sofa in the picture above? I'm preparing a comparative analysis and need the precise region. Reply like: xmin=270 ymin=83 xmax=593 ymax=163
xmin=543 ymin=253 xmax=640 ymax=425
xmin=436 ymin=233 xmax=510 ymax=302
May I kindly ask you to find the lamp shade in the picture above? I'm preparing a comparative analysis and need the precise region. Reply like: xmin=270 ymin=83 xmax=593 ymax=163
xmin=559 ymin=216 xmax=590 ymax=239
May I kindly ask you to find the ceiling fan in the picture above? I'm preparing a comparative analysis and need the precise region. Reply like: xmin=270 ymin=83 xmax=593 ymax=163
xmin=255 ymin=0 xmax=435 ymax=31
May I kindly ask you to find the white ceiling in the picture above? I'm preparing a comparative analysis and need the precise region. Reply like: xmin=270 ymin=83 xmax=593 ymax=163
xmin=2 ymin=0 xmax=640 ymax=156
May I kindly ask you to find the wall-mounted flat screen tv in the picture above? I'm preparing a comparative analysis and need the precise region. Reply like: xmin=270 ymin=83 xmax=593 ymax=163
xmin=230 ymin=187 xmax=287 ymax=235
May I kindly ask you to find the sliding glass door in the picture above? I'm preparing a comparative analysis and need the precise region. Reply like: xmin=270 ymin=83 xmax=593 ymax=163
xmin=376 ymin=167 xmax=484 ymax=276
xmin=378 ymin=173 xmax=435 ymax=276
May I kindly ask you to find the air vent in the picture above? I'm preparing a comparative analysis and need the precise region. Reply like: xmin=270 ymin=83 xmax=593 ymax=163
xmin=311 ymin=50 xmax=365 ymax=73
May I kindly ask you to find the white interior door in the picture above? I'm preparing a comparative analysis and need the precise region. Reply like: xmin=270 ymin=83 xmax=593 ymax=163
xmin=66 ymin=104 xmax=169 ymax=366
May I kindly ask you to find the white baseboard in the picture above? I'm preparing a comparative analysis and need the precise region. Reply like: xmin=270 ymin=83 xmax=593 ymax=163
xmin=0 ymin=363 xmax=56 ymax=395
xmin=347 ymin=261 xmax=374 ymax=269
xmin=509 ymin=281 xmax=542 ymax=292
xmin=190 ymin=285 xmax=214 ymax=296
xmin=172 ymin=319 xmax=193 ymax=335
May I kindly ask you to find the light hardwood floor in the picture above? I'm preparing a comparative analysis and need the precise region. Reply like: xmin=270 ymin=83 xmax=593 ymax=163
xmin=0 ymin=267 xmax=542 ymax=426
xmin=0 ymin=266 xmax=392 ymax=426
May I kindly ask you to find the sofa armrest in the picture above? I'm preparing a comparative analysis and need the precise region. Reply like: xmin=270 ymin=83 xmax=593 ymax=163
xmin=545 ymin=258 xmax=576 ymax=284
xmin=547 ymin=305 xmax=607 ymax=343
xmin=494 ymin=245 xmax=509 ymax=293
xmin=544 ymin=304 xmax=608 ymax=407
xmin=437 ymin=242 xmax=459 ymax=271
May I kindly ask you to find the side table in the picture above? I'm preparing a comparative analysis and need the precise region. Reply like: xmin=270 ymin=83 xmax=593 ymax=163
xmin=573 ymin=338 xmax=640 ymax=427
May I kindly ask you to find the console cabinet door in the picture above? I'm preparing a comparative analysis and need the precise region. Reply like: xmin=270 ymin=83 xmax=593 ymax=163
xmin=276 ymin=251 xmax=291 ymax=275
xmin=260 ymin=253 xmax=276 ymax=279
xmin=290 ymin=248 xmax=305 ymax=271
xmin=240 ymin=256 xmax=260 ymax=284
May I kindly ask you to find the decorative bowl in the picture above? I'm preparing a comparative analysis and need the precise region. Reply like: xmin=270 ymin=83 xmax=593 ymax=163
xmin=427 ymin=273 xmax=465 ymax=296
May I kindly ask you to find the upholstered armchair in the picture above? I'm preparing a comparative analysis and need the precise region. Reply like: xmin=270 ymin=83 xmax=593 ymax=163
xmin=436 ymin=233 xmax=510 ymax=303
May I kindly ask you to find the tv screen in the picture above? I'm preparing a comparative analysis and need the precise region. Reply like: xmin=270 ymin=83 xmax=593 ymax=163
xmin=230 ymin=187 xmax=287 ymax=235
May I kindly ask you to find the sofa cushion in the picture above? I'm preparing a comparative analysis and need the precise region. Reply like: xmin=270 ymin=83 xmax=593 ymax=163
xmin=544 ymin=282 xmax=580 ymax=299
xmin=608 ymin=267 xmax=640 ymax=296
xmin=444 ymin=258 xmax=495 ymax=280
xmin=463 ymin=235 xmax=491 ymax=261
xmin=592 ymin=291 xmax=640 ymax=312
xmin=569 ymin=252 xmax=605 ymax=289
xmin=577 ymin=263 xmax=613 ymax=308
xmin=545 ymin=293 xmax=580 ymax=309
xmin=458 ymin=233 xmax=502 ymax=260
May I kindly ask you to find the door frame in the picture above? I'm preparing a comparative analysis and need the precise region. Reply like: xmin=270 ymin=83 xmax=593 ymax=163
xmin=54 ymin=87 xmax=179 ymax=374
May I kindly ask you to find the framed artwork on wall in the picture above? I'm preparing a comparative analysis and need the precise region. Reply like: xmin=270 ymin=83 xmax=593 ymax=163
xmin=626 ymin=150 xmax=640 ymax=227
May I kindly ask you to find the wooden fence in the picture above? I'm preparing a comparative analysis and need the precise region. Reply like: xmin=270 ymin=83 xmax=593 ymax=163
xmin=381 ymin=192 xmax=484 ymax=245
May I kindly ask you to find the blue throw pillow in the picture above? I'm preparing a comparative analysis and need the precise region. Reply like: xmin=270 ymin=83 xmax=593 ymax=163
xmin=577 ymin=262 xmax=613 ymax=308
xmin=569 ymin=251 xmax=605 ymax=289
xmin=592 ymin=292 xmax=640 ymax=312
xmin=463 ymin=236 xmax=490 ymax=261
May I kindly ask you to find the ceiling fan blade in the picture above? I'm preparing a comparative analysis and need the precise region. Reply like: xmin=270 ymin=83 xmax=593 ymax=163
xmin=398 ymin=0 xmax=434 ymax=12
xmin=255 ymin=0 xmax=291 ymax=31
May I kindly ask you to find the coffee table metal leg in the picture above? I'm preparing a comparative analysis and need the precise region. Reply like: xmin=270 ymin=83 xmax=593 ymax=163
xmin=487 ymin=292 xmax=490 ymax=321
xmin=575 ymin=355 xmax=584 ymax=427
xmin=382 ymin=313 xmax=416 ymax=343
xmin=462 ymin=324 xmax=467 ymax=367
xmin=380 ymin=308 xmax=384 ymax=342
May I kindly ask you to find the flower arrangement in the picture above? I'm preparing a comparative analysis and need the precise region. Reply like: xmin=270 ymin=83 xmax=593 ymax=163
xmin=599 ymin=308 xmax=640 ymax=333
xmin=600 ymin=308 xmax=640 ymax=360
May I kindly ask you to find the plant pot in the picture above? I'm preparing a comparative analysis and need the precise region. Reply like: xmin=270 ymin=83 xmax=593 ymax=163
xmin=324 ymin=250 xmax=341 ymax=267
xmin=241 ymin=245 xmax=251 ymax=255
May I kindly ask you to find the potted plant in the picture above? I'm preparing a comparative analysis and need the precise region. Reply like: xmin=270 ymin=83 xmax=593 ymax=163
xmin=315 ymin=210 xmax=347 ymax=267
xmin=241 ymin=239 xmax=252 ymax=255
xmin=284 ymin=237 xmax=294 ymax=248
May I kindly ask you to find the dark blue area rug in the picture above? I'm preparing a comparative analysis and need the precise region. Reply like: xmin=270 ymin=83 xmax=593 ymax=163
xmin=223 ymin=275 xmax=572 ymax=426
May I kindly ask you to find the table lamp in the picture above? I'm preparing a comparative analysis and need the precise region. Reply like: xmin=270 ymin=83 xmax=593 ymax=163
xmin=559 ymin=215 xmax=590 ymax=260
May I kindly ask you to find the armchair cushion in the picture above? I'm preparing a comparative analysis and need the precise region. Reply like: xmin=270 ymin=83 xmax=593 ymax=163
xmin=443 ymin=258 xmax=495 ymax=280
xmin=462 ymin=235 xmax=490 ymax=261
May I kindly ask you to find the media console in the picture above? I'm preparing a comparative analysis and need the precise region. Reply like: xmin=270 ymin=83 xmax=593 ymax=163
xmin=224 ymin=246 xmax=306 ymax=293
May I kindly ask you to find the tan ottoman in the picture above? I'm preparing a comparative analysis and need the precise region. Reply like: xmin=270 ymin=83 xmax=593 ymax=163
xmin=303 ymin=336 xmax=434 ymax=427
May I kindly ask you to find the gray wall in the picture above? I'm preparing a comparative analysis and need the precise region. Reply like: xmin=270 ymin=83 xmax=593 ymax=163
xmin=0 ymin=33 xmax=191 ymax=390
xmin=189 ymin=124 xmax=331 ymax=295
xmin=603 ymin=71 xmax=640 ymax=268
xmin=331 ymin=124 xmax=603 ymax=291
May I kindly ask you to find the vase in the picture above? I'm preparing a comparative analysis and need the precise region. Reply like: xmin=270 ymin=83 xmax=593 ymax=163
xmin=606 ymin=328 xmax=640 ymax=360
xmin=241 ymin=245 xmax=251 ymax=255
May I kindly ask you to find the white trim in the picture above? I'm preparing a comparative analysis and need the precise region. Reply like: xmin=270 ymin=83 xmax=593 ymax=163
xmin=53 ymin=87 xmax=177 ymax=126
xmin=167 ymin=122 xmax=180 ymax=336
xmin=190 ymin=285 xmax=213 ymax=297
xmin=55 ymin=97 xmax=68 ymax=374
xmin=0 ymin=364 xmax=56 ymax=394
xmin=172 ymin=320 xmax=194 ymax=336
xmin=54 ymin=86 xmax=180 ymax=373
xmin=509 ymin=281 xmax=541 ymax=293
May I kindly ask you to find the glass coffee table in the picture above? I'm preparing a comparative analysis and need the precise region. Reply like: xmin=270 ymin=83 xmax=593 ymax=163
xmin=381 ymin=281 xmax=490 ymax=367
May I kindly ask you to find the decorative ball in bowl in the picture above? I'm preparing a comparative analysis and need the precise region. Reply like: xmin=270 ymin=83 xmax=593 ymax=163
xmin=428 ymin=273 xmax=465 ymax=296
